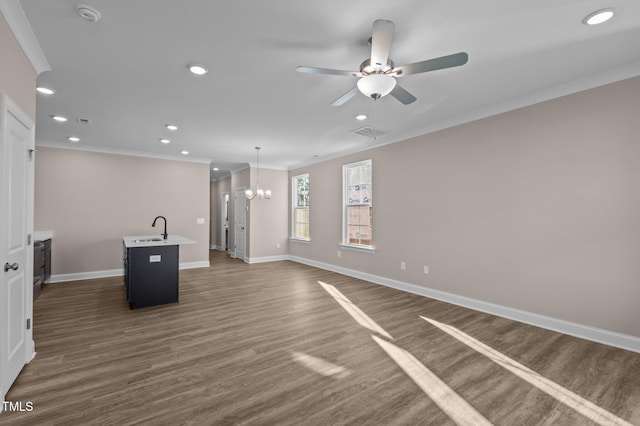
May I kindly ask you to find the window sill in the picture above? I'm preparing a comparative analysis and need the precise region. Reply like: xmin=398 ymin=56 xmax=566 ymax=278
xmin=290 ymin=237 xmax=311 ymax=244
xmin=338 ymin=243 xmax=376 ymax=254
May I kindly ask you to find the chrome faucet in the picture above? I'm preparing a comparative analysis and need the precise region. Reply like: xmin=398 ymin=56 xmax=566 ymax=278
xmin=152 ymin=216 xmax=168 ymax=239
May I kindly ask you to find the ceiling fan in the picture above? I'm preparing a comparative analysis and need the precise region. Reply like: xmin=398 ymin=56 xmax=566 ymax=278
xmin=296 ymin=19 xmax=468 ymax=106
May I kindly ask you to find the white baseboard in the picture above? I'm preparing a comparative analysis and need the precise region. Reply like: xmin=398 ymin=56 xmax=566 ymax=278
xmin=48 ymin=261 xmax=210 ymax=283
xmin=180 ymin=261 xmax=210 ymax=270
xmin=48 ymin=268 xmax=123 ymax=283
xmin=246 ymin=255 xmax=290 ymax=264
xmin=289 ymin=255 xmax=640 ymax=353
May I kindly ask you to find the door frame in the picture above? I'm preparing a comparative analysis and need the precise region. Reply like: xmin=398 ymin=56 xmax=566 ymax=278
xmin=0 ymin=93 xmax=35 ymax=405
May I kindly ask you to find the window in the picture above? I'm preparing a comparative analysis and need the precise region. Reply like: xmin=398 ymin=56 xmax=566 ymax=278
xmin=292 ymin=173 xmax=310 ymax=240
xmin=342 ymin=160 xmax=373 ymax=250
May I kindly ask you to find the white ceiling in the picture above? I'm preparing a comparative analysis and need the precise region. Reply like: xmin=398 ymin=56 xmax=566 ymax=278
xmin=19 ymin=0 xmax=640 ymax=179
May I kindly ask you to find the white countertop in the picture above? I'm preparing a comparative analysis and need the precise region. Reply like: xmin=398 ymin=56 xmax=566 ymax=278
xmin=122 ymin=234 xmax=197 ymax=248
xmin=34 ymin=231 xmax=54 ymax=241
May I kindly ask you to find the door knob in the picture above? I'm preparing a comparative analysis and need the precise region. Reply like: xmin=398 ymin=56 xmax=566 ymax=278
xmin=4 ymin=262 xmax=19 ymax=272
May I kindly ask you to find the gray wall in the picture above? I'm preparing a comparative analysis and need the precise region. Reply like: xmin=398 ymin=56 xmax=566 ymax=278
xmin=247 ymin=167 xmax=289 ymax=260
xmin=289 ymin=76 xmax=640 ymax=338
xmin=34 ymin=147 xmax=211 ymax=276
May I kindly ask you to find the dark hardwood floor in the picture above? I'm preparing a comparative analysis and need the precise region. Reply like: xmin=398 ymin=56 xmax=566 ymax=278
xmin=2 ymin=250 xmax=639 ymax=425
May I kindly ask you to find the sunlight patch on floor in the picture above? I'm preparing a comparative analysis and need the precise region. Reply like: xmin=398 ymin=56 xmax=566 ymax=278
xmin=372 ymin=335 xmax=492 ymax=426
xmin=421 ymin=316 xmax=632 ymax=426
xmin=318 ymin=280 xmax=492 ymax=424
xmin=318 ymin=281 xmax=393 ymax=340
xmin=291 ymin=351 xmax=352 ymax=379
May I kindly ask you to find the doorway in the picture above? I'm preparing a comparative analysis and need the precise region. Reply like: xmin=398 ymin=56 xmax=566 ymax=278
xmin=220 ymin=192 xmax=229 ymax=251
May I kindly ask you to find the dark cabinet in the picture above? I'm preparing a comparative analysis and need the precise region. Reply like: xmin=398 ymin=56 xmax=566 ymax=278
xmin=123 ymin=244 xmax=179 ymax=309
xmin=33 ymin=238 xmax=52 ymax=300
xmin=43 ymin=238 xmax=51 ymax=282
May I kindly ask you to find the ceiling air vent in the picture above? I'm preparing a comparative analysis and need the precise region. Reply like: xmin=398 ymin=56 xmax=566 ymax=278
xmin=76 ymin=117 xmax=91 ymax=125
xmin=351 ymin=126 xmax=389 ymax=139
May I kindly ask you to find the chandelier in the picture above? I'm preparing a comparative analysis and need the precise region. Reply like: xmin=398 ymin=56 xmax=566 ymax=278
xmin=246 ymin=147 xmax=271 ymax=200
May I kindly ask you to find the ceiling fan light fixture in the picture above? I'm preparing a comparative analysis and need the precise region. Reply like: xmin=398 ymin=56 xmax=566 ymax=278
xmin=583 ymin=8 xmax=615 ymax=25
xmin=357 ymin=74 xmax=396 ymax=99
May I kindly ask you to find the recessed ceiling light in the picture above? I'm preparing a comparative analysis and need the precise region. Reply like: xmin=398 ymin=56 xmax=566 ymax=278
xmin=180 ymin=150 xmax=189 ymax=155
xmin=165 ymin=124 xmax=178 ymax=131
xmin=583 ymin=8 xmax=615 ymax=25
xmin=36 ymin=86 xmax=55 ymax=95
xmin=212 ymin=167 xmax=219 ymax=171
xmin=356 ymin=114 xmax=367 ymax=120
xmin=67 ymin=136 xmax=80 ymax=142
xmin=52 ymin=115 xmax=68 ymax=122
xmin=188 ymin=65 xmax=208 ymax=75
xmin=159 ymin=138 xmax=170 ymax=144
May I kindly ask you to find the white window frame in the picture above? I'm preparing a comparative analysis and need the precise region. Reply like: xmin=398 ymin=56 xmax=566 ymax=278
xmin=340 ymin=160 xmax=375 ymax=254
xmin=291 ymin=173 xmax=310 ymax=242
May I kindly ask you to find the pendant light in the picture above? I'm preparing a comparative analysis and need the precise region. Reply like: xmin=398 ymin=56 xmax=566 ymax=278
xmin=246 ymin=147 xmax=271 ymax=200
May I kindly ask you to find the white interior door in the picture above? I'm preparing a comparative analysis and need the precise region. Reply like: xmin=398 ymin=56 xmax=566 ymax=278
xmin=234 ymin=188 xmax=246 ymax=261
xmin=0 ymin=94 xmax=35 ymax=403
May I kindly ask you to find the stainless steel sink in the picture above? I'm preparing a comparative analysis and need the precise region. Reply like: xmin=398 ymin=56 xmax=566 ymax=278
xmin=132 ymin=238 xmax=163 ymax=243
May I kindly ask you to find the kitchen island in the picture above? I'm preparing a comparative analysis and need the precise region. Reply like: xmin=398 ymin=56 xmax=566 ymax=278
xmin=122 ymin=234 xmax=196 ymax=309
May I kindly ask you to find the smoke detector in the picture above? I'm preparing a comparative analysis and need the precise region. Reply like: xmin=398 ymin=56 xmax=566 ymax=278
xmin=76 ymin=5 xmax=101 ymax=22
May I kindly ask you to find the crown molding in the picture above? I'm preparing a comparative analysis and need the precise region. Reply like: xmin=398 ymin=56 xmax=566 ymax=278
xmin=247 ymin=161 xmax=289 ymax=171
xmin=0 ymin=0 xmax=50 ymax=74
xmin=36 ymin=139 xmax=213 ymax=164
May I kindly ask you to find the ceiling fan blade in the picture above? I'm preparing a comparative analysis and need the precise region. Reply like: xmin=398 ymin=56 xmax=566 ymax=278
xmin=370 ymin=20 xmax=395 ymax=71
xmin=296 ymin=66 xmax=360 ymax=77
xmin=395 ymin=52 xmax=468 ymax=76
xmin=330 ymin=87 xmax=359 ymax=107
xmin=389 ymin=84 xmax=417 ymax=105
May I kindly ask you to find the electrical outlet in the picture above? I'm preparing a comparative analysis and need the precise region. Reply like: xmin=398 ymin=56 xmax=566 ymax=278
xmin=337 ymin=250 xmax=341 ymax=258
xmin=400 ymin=261 xmax=406 ymax=270
xmin=424 ymin=266 xmax=429 ymax=275
xmin=196 ymin=217 xmax=205 ymax=224
xmin=276 ymin=242 xmax=281 ymax=249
